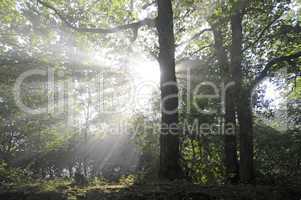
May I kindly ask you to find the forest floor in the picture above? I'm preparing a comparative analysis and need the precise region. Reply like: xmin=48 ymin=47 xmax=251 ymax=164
xmin=1 ymin=180 xmax=301 ymax=200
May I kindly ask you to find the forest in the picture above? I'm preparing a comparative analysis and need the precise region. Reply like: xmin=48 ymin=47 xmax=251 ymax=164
xmin=0 ymin=0 xmax=301 ymax=199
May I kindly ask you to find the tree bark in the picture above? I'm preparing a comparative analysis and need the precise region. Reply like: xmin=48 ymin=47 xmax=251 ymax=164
xmin=157 ymin=0 xmax=183 ymax=180
xmin=224 ymin=89 xmax=240 ymax=183
xmin=237 ymin=89 xmax=254 ymax=183
xmin=230 ymin=11 xmax=254 ymax=183
xmin=212 ymin=26 xmax=239 ymax=183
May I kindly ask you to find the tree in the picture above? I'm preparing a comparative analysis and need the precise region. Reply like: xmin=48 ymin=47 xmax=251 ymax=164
xmin=209 ymin=17 xmax=239 ymax=183
xmin=203 ymin=0 xmax=301 ymax=183
xmin=157 ymin=0 xmax=183 ymax=180
xmin=37 ymin=0 xmax=183 ymax=180
xmin=229 ymin=0 xmax=254 ymax=183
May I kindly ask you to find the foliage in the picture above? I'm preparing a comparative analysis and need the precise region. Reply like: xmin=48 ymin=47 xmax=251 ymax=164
xmin=0 ymin=160 xmax=31 ymax=186
xmin=255 ymin=122 xmax=301 ymax=185
xmin=0 ymin=0 xmax=300 ymax=190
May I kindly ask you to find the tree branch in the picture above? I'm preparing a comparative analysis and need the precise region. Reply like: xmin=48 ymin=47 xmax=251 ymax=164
xmin=242 ymin=13 xmax=283 ymax=52
xmin=250 ymin=51 xmax=301 ymax=89
xmin=279 ymin=24 xmax=301 ymax=34
xmin=176 ymin=28 xmax=212 ymax=48
xmin=37 ymin=0 xmax=155 ymax=34
xmin=175 ymin=46 xmax=213 ymax=65
xmin=142 ymin=1 xmax=156 ymax=9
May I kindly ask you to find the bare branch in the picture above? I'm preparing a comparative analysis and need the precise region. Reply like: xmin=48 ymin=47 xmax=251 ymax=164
xmin=37 ymin=0 xmax=155 ymax=34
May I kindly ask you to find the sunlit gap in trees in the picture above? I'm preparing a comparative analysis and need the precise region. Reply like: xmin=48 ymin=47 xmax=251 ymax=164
xmin=59 ymin=50 xmax=160 ymax=176
xmin=67 ymin=54 xmax=159 ymax=121
xmin=254 ymin=74 xmax=289 ymax=131
xmin=262 ymin=80 xmax=285 ymax=108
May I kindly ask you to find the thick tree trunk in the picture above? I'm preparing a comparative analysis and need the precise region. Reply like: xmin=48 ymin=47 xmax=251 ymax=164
xmin=224 ymin=89 xmax=239 ymax=183
xmin=237 ymin=90 xmax=254 ymax=183
xmin=230 ymin=11 xmax=254 ymax=183
xmin=157 ymin=0 xmax=183 ymax=180
xmin=212 ymin=27 xmax=239 ymax=183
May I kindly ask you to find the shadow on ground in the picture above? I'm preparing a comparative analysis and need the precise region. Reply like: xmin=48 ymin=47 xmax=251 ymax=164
xmin=77 ymin=183 xmax=301 ymax=200
xmin=1 ymin=183 xmax=301 ymax=200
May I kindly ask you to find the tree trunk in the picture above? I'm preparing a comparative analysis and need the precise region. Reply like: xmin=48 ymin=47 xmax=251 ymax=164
xmin=157 ymin=0 xmax=183 ymax=180
xmin=230 ymin=11 xmax=254 ymax=183
xmin=212 ymin=27 xmax=239 ymax=183
xmin=237 ymin=89 xmax=254 ymax=183
xmin=224 ymin=89 xmax=240 ymax=183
